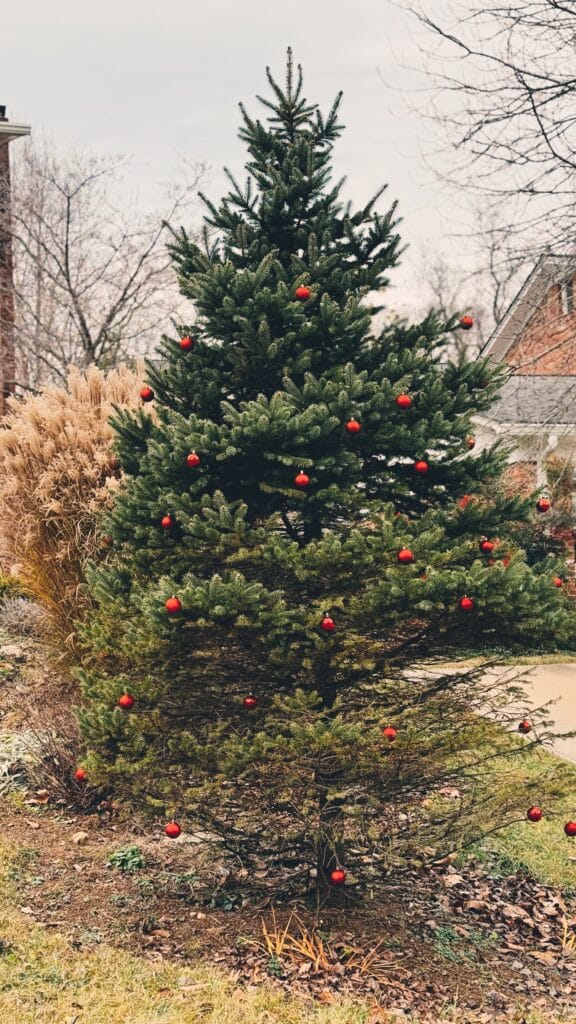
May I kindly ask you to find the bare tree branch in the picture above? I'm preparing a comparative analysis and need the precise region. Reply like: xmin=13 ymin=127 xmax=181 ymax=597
xmin=0 ymin=141 xmax=206 ymax=389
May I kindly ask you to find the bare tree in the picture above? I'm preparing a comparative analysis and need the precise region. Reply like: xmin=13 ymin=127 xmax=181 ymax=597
xmin=0 ymin=141 xmax=205 ymax=389
xmin=404 ymin=0 xmax=576 ymax=263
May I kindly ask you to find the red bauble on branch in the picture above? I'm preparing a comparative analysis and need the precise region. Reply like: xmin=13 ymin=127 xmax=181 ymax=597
xmin=518 ymin=719 xmax=532 ymax=734
xmin=74 ymin=767 xmax=87 ymax=782
xmin=118 ymin=693 xmax=135 ymax=710
xmin=459 ymin=596 xmax=474 ymax=612
xmin=395 ymin=394 xmax=412 ymax=410
xmin=321 ymin=613 xmax=336 ymax=633
xmin=161 ymin=515 xmax=174 ymax=530
xmin=467 ymin=437 xmax=476 ymax=449
xmin=527 ymin=806 xmax=543 ymax=822
xmin=186 ymin=451 xmax=201 ymax=468
xmin=294 ymin=285 xmax=311 ymax=300
xmin=345 ymin=418 xmax=362 ymax=435
xmin=553 ymin=576 xmax=564 ymax=588
xmin=536 ymin=497 xmax=551 ymax=513
xmin=479 ymin=539 xmax=495 ymax=554
xmin=329 ymin=868 xmax=346 ymax=886
xmin=382 ymin=726 xmax=397 ymax=743
xmin=459 ymin=315 xmax=474 ymax=330
xmin=165 ymin=596 xmax=183 ymax=615
xmin=397 ymin=548 xmax=414 ymax=564
xmin=458 ymin=495 xmax=471 ymax=509
xmin=414 ymin=460 xmax=429 ymax=474
xmin=564 ymin=821 xmax=576 ymax=837
xmin=164 ymin=821 xmax=182 ymax=839
xmin=179 ymin=335 xmax=194 ymax=351
xmin=294 ymin=470 xmax=310 ymax=488
xmin=140 ymin=386 xmax=154 ymax=403
xmin=243 ymin=694 xmax=258 ymax=710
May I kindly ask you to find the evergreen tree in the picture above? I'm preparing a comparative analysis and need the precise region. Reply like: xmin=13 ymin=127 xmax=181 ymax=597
xmin=77 ymin=53 xmax=574 ymax=899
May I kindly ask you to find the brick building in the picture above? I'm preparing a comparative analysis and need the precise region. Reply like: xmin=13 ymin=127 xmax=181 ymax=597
xmin=477 ymin=254 xmax=576 ymax=491
xmin=0 ymin=107 xmax=30 ymax=416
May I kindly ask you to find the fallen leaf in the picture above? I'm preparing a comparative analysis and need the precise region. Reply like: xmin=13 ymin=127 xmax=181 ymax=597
xmin=317 ymin=989 xmax=334 ymax=1004
xmin=530 ymin=951 xmax=557 ymax=964
xmin=442 ymin=874 xmax=465 ymax=888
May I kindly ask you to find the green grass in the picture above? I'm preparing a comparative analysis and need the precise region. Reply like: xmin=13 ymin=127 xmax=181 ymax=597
xmin=474 ymin=745 xmax=576 ymax=889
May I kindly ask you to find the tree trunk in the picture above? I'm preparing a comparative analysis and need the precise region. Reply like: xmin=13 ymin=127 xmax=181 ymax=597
xmin=313 ymin=652 xmax=345 ymax=904
xmin=314 ymin=753 xmax=345 ymax=904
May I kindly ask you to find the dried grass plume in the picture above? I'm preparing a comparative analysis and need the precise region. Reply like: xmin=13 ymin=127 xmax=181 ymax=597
xmin=0 ymin=363 xmax=146 ymax=649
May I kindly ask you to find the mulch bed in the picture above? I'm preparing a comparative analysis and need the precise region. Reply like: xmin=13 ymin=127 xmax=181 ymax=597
xmin=0 ymin=797 xmax=575 ymax=1020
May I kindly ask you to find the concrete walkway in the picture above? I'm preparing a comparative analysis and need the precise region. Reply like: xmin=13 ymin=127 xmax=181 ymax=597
xmin=518 ymin=663 xmax=576 ymax=762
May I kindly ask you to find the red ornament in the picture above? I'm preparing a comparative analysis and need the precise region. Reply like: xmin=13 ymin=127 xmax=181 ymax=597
xmin=161 ymin=515 xmax=174 ymax=530
xmin=553 ymin=576 xmax=564 ymax=588
xmin=243 ymin=694 xmax=258 ymax=710
xmin=397 ymin=548 xmax=414 ymax=564
xmin=164 ymin=821 xmax=182 ymax=839
xmin=74 ymin=767 xmax=87 ymax=782
xmin=564 ymin=821 xmax=576 ymax=837
xmin=294 ymin=285 xmax=311 ymax=300
xmin=321 ymin=614 xmax=336 ymax=633
xmin=294 ymin=470 xmax=311 ymax=488
xmin=180 ymin=335 xmax=194 ymax=351
xmin=414 ymin=460 xmax=429 ymax=474
xmin=467 ymin=437 xmax=476 ymax=449
xmin=329 ymin=868 xmax=346 ymax=886
xmin=382 ymin=726 xmax=397 ymax=743
xmin=527 ymin=805 xmax=543 ymax=822
xmin=518 ymin=719 xmax=532 ymax=734
xmin=140 ymin=386 xmax=154 ymax=402
xmin=458 ymin=495 xmax=471 ymax=510
xmin=165 ymin=596 xmax=183 ymax=615
xmin=479 ymin=539 xmax=496 ymax=554
xmin=345 ymin=418 xmax=362 ymax=435
xmin=459 ymin=315 xmax=474 ymax=330
xmin=459 ymin=596 xmax=474 ymax=612
xmin=395 ymin=394 xmax=412 ymax=410
xmin=186 ymin=451 xmax=201 ymax=468
xmin=536 ymin=497 xmax=551 ymax=513
xmin=502 ymin=556 xmax=511 ymax=568
xmin=118 ymin=693 xmax=135 ymax=710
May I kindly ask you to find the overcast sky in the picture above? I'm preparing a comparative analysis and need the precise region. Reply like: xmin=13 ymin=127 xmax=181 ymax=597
xmin=2 ymin=0 xmax=463 ymax=310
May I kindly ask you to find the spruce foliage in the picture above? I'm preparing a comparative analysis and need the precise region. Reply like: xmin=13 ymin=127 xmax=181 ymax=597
xmin=77 ymin=54 xmax=574 ymax=896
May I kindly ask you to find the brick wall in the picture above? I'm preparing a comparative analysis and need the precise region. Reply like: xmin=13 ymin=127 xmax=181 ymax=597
xmin=506 ymin=277 xmax=576 ymax=374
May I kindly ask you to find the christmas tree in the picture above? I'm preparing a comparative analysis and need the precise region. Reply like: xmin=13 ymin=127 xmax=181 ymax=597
xmin=77 ymin=53 xmax=574 ymax=898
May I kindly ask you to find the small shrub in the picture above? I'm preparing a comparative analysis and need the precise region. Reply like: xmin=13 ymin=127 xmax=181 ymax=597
xmin=0 ymin=364 xmax=146 ymax=652
xmin=0 ymin=573 xmax=23 ymax=601
xmin=24 ymin=712 xmax=102 ymax=813
xmin=0 ymin=597 xmax=46 ymax=639
xmin=107 ymin=845 xmax=146 ymax=873
xmin=0 ymin=732 xmax=42 ymax=793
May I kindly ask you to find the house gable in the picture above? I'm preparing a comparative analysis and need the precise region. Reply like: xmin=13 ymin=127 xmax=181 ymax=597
xmin=483 ymin=255 xmax=576 ymax=374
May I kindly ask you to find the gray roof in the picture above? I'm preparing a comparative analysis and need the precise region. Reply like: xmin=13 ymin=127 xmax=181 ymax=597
xmin=489 ymin=375 xmax=576 ymax=424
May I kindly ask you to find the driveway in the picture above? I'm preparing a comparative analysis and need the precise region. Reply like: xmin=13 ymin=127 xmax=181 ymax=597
xmin=517 ymin=663 xmax=576 ymax=762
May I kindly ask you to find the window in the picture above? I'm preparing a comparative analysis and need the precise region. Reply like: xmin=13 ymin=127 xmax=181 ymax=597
xmin=561 ymin=279 xmax=574 ymax=315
